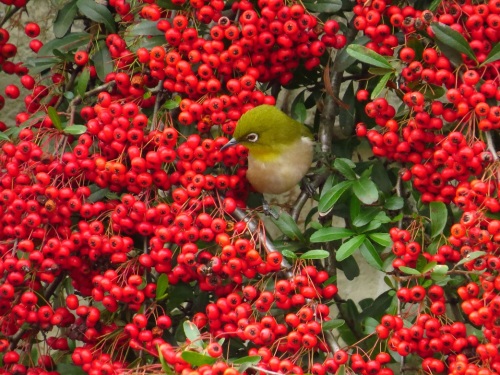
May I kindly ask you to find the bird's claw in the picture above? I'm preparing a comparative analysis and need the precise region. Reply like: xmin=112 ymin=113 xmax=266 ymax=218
xmin=301 ymin=178 xmax=316 ymax=197
xmin=262 ymin=199 xmax=279 ymax=219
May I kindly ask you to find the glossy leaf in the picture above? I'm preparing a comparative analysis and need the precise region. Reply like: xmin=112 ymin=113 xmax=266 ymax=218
xmin=282 ymin=250 xmax=297 ymax=259
xmin=318 ymin=180 xmax=353 ymax=215
xmin=336 ymin=234 xmax=366 ymax=261
xmin=76 ymin=68 xmax=90 ymax=97
xmin=384 ymin=196 xmax=404 ymax=210
xmin=300 ymin=250 xmax=330 ymax=260
xmin=156 ymin=274 xmax=169 ymax=301
xmin=93 ymin=42 xmax=112 ymax=82
xmin=302 ymin=0 xmax=342 ymax=13
xmin=482 ymin=42 xmax=500 ymax=66
xmin=77 ymin=0 xmax=116 ymax=33
xmin=54 ymin=0 xmax=78 ymax=38
xmin=371 ymin=73 xmax=392 ymax=99
xmin=56 ymin=364 xmax=86 ymax=375
xmin=339 ymin=81 xmax=356 ymax=136
xmin=456 ymin=251 xmax=486 ymax=266
xmin=352 ymin=176 xmax=378 ymax=204
xmin=398 ymin=266 xmax=421 ymax=275
xmin=63 ymin=125 xmax=86 ymax=135
xmin=183 ymin=321 xmax=201 ymax=343
xmin=310 ymin=227 xmax=355 ymax=243
xmin=334 ymin=36 xmax=370 ymax=72
xmin=232 ymin=356 xmax=261 ymax=365
xmin=369 ymin=233 xmax=392 ymax=247
xmin=359 ymin=239 xmax=383 ymax=270
xmin=322 ymin=319 xmax=345 ymax=331
xmin=181 ymin=352 xmax=216 ymax=366
xmin=47 ymin=107 xmax=63 ymax=131
xmin=334 ymin=158 xmax=357 ymax=180
xmin=352 ymin=207 xmax=380 ymax=227
xmin=38 ymin=32 xmax=90 ymax=57
xmin=271 ymin=211 xmax=306 ymax=242
xmin=346 ymin=45 xmax=393 ymax=69
xmin=430 ymin=201 xmax=447 ymax=238
xmin=431 ymin=22 xmax=476 ymax=62
xmin=128 ymin=20 xmax=164 ymax=36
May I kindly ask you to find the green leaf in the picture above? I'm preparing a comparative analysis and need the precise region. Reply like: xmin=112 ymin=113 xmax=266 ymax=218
xmin=302 ymin=0 xmax=342 ymax=13
xmin=429 ymin=0 xmax=442 ymax=12
xmin=54 ymin=0 xmax=78 ymax=38
xmin=431 ymin=264 xmax=449 ymax=281
xmin=271 ymin=211 xmax=306 ymax=243
xmin=434 ymin=39 xmax=463 ymax=67
xmin=346 ymin=45 xmax=393 ymax=69
xmin=88 ymin=188 xmax=108 ymax=203
xmin=38 ymin=32 xmax=91 ymax=57
xmin=318 ymin=180 xmax=353 ymax=215
xmin=183 ymin=321 xmax=201 ymax=343
xmin=359 ymin=239 xmax=383 ymax=270
xmin=93 ymin=42 xmax=112 ymax=82
xmin=336 ymin=234 xmax=366 ymax=262
xmin=292 ymin=101 xmax=306 ymax=123
xmin=333 ymin=36 xmax=370 ymax=72
xmin=310 ymin=227 xmax=355 ymax=243
xmin=352 ymin=207 xmax=380 ymax=227
xmin=47 ymin=107 xmax=63 ymax=131
xmin=282 ymin=250 xmax=297 ymax=259
xmin=158 ymin=346 xmax=174 ymax=375
xmin=300 ymin=250 xmax=330 ymax=260
xmin=456 ymin=251 xmax=486 ymax=266
xmin=371 ymin=73 xmax=392 ymax=99
xmin=421 ymin=261 xmax=438 ymax=274
xmin=352 ymin=176 xmax=378 ymax=205
xmin=369 ymin=233 xmax=392 ymax=247
xmin=384 ymin=196 xmax=404 ymax=210
xmin=57 ymin=364 xmax=87 ymax=375
xmin=431 ymin=22 xmax=476 ymax=63
xmin=368 ymin=67 xmax=394 ymax=76
xmin=336 ymin=365 xmax=346 ymax=375
xmin=77 ymin=0 xmax=116 ymax=33
xmin=181 ymin=352 xmax=216 ymax=366
xmin=339 ymin=81 xmax=355 ymax=136
xmin=163 ymin=96 xmax=181 ymax=110
xmin=398 ymin=266 xmax=421 ymax=275
xmin=156 ymin=0 xmax=183 ymax=9
xmin=334 ymin=158 xmax=357 ymax=180
xmin=63 ymin=125 xmax=86 ymax=135
xmin=127 ymin=20 xmax=164 ymax=36
xmin=76 ymin=68 xmax=90 ymax=97
xmin=232 ymin=356 xmax=261 ymax=365
xmin=0 ymin=132 xmax=10 ymax=142
xmin=156 ymin=274 xmax=169 ymax=301
xmin=322 ymin=319 xmax=345 ymax=331
xmin=482 ymin=43 xmax=500 ymax=66
xmin=429 ymin=201 xmax=447 ymax=238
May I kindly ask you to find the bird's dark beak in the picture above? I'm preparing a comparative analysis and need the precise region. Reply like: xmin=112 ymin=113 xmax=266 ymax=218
xmin=220 ymin=138 xmax=238 ymax=151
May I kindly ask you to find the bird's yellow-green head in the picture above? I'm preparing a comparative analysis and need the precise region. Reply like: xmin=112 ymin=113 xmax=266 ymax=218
xmin=222 ymin=105 xmax=312 ymax=161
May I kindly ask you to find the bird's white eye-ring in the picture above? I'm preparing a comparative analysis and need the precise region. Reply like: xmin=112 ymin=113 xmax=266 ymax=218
xmin=246 ymin=133 xmax=259 ymax=142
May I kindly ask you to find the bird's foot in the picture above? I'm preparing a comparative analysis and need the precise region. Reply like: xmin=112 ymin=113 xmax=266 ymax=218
xmin=262 ymin=199 xmax=279 ymax=219
xmin=301 ymin=177 xmax=316 ymax=197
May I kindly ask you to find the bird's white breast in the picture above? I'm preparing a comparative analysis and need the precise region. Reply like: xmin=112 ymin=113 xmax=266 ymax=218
xmin=246 ymin=137 xmax=314 ymax=194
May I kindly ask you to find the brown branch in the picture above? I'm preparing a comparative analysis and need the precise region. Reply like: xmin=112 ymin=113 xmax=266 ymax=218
xmin=9 ymin=273 xmax=65 ymax=350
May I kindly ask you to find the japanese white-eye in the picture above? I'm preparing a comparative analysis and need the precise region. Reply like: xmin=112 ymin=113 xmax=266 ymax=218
xmin=222 ymin=105 xmax=314 ymax=194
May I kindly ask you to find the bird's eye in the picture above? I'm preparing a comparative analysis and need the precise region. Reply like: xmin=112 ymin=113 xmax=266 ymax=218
xmin=246 ymin=133 xmax=258 ymax=142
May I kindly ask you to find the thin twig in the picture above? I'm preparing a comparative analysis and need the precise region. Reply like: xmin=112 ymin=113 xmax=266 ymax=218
xmin=9 ymin=273 xmax=65 ymax=350
xmin=65 ymin=81 xmax=116 ymax=127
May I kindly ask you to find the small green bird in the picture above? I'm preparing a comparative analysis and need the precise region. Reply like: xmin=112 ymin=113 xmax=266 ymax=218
xmin=221 ymin=105 xmax=314 ymax=195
